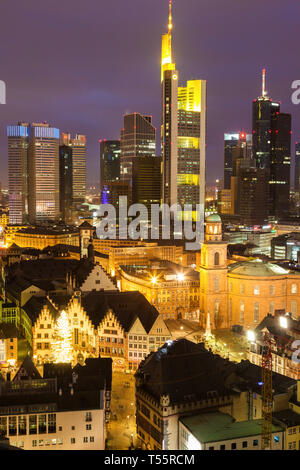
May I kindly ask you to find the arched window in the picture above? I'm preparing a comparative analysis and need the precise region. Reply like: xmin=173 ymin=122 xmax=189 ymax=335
xmin=254 ymin=285 xmax=260 ymax=295
xmin=240 ymin=284 xmax=244 ymax=295
xmin=214 ymin=276 xmax=219 ymax=293
xmin=229 ymin=298 xmax=232 ymax=323
xmin=215 ymin=299 xmax=219 ymax=318
xmin=269 ymin=302 xmax=274 ymax=314
xmin=270 ymin=285 xmax=275 ymax=296
xmin=254 ymin=302 xmax=259 ymax=323
xmin=214 ymin=252 xmax=220 ymax=266
xmin=240 ymin=301 xmax=244 ymax=323
xmin=292 ymin=284 xmax=297 ymax=294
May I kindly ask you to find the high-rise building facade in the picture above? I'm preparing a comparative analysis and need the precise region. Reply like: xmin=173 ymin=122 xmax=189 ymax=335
xmin=224 ymin=132 xmax=253 ymax=191
xmin=27 ymin=123 xmax=60 ymax=223
xmin=100 ymin=140 xmax=120 ymax=186
xmin=59 ymin=145 xmax=73 ymax=224
xmin=120 ymin=113 xmax=156 ymax=194
xmin=269 ymin=112 xmax=291 ymax=218
xmin=8 ymin=122 xmax=60 ymax=224
xmin=161 ymin=1 xmax=206 ymax=238
xmin=252 ymin=69 xmax=291 ymax=220
xmin=132 ymin=156 xmax=161 ymax=213
xmin=238 ymin=167 xmax=270 ymax=226
xmin=294 ymin=142 xmax=300 ymax=193
xmin=61 ymin=133 xmax=87 ymax=208
xmin=224 ymin=133 xmax=239 ymax=190
xmin=7 ymin=124 xmax=29 ymax=224
xmin=100 ymin=140 xmax=121 ymax=204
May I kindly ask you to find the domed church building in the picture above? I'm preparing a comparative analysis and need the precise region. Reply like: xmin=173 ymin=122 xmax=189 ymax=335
xmin=197 ymin=214 xmax=300 ymax=330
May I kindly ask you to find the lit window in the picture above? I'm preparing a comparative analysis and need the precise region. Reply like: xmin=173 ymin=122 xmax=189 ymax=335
xmin=254 ymin=286 xmax=260 ymax=295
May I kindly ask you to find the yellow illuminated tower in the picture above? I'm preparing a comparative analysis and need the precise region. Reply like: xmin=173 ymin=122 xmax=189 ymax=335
xmin=161 ymin=0 xmax=176 ymax=82
xmin=161 ymin=1 xmax=207 ymax=241
xmin=161 ymin=0 xmax=178 ymax=207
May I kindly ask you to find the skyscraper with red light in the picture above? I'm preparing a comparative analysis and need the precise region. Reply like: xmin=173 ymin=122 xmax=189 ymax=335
xmin=252 ymin=69 xmax=291 ymax=220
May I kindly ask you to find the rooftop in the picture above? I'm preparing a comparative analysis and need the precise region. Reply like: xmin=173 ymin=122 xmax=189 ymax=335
xmin=228 ymin=259 xmax=290 ymax=277
xmin=273 ymin=409 xmax=300 ymax=427
xmin=136 ymin=339 xmax=296 ymax=404
xmin=180 ymin=412 xmax=283 ymax=444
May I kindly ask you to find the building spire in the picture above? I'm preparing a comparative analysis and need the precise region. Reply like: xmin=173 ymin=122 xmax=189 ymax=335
xmin=262 ymin=68 xmax=267 ymax=97
xmin=168 ymin=0 xmax=173 ymax=32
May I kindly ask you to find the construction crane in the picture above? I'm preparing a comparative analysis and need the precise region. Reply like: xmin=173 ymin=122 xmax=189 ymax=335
xmin=261 ymin=332 xmax=273 ymax=450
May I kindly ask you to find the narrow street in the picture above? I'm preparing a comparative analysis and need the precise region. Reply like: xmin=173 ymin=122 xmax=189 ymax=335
xmin=106 ymin=371 xmax=136 ymax=450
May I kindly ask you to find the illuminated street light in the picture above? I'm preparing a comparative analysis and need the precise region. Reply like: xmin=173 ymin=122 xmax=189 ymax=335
xmin=279 ymin=316 xmax=288 ymax=329
xmin=151 ymin=276 xmax=157 ymax=285
xmin=247 ymin=330 xmax=255 ymax=342
xmin=177 ymin=273 xmax=185 ymax=282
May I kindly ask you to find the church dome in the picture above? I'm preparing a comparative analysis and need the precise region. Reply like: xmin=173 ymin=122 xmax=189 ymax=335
xmin=229 ymin=259 xmax=290 ymax=277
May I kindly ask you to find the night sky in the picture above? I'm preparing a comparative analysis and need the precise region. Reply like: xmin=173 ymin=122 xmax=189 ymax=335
xmin=0 ymin=0 xmax=299 ymax=187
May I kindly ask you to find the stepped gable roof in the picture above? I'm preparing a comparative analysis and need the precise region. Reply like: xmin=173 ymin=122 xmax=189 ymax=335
xmin=22 ymin=296 xmax=59 ymax=323
xmin=81 ymin=290 xmax=159 ymax=331
xmin=13 ymin=356 xmax=42 ymax=381
xmin=136 ymin=339 xmax=296 ymax=404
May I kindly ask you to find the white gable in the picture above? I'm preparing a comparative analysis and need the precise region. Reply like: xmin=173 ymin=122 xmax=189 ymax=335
xmin=80 ymin=264 xmax=117 ymax=292
xmin=128 ymin=317 xmax=147 ymax=336
xmin=148 ymin=316 xmax=171 ymax=336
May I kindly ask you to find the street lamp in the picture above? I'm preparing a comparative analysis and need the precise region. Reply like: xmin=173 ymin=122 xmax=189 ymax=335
xmin=247 ymin=330 xmax=256 ymax=343
xmin=279 ymin=316 xmax=288 ymax=329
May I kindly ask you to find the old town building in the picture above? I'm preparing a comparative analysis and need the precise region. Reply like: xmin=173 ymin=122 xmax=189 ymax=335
xmin=135 ymin=338 xmax=295 ymax=450
xmin=0 ymin=356 xmax=112 ymax=450
xmin=119 ymin=260 xmax=200 ymax=320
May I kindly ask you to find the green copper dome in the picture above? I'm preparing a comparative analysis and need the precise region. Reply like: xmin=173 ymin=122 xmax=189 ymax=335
xmin=206 ymin=213 xmax=221 ymax=223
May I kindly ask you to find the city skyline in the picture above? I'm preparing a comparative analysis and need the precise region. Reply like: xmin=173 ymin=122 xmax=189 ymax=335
xmin=0 ymin=0 xmax=299 ymax=187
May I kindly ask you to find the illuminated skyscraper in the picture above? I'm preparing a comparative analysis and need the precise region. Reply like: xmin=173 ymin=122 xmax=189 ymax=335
xmin=294 ymin=142 xmax=300 ymax=193
xmin=120 ymin=113 xmax=156 ymax=202
xmin=7 ymin=124 xmax=29 ymax=224
xmin=59 ymin=144 xmax=73 ymax=224
xmin=8 ymin=122 xmax=60 ymax=224
xmin=27 ymin=123 xmax=60 ymax=223
xmin=252 ymin=69 xmax=291 ymax=220
xmin=224 ymin=132 xmax=252 ymax=190
xmin=100 ymin=140 xmax=121 ymax=205
xmin=161 ymin=1 xmax=207 ymax=238
xmin=61 ymin=133 xmax=87 ymax=208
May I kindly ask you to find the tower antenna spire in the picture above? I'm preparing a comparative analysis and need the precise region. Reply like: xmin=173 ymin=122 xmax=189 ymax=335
xmin=168 ymin=0 xmax=173 ymax=32
xmin=262 ymin=68 xmax=266 ymax=97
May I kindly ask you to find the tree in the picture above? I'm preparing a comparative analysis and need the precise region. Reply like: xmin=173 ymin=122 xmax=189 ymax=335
xmin=52 ymin=310 xmax=73 ymax=363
